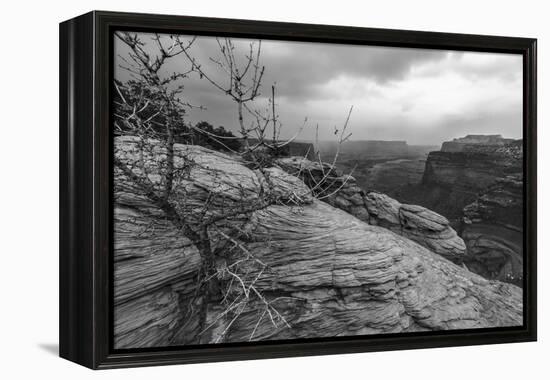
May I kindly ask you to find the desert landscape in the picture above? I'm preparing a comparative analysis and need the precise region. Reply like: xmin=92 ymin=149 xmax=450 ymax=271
xmin=112 ymin=32 xmax=524 ymax=348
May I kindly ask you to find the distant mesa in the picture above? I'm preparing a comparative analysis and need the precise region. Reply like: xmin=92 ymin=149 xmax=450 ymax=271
xmin=441 ymin=134 xmax=518 ymax=152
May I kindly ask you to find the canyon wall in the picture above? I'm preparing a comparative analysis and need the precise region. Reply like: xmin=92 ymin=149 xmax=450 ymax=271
xmin=420 ymin=136 xmax=523 ymax=285
xmin=422 ymin=140 xmax=522 ymax=192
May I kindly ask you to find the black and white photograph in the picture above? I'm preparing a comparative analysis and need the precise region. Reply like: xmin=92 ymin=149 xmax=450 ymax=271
xmin=112 ymin=31 xmax=525 ymax=349
xmin=2 ymin=0 xmax=548 ymax=376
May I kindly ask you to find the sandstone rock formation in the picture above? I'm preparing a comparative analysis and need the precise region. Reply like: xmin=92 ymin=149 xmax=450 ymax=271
xmin=210 ymin=200 xmax=521 ymax=343
xmin=364 ymin=192 xmax=466 ymax=262
xmin=114 ymin=165 xmax=202 ymax=348
xmin=113 ymin=137 xmax=522 ymax=349
xmin=277 ymin=157 xmax=466 ymax=262
xmin=461 ymin=174 xmax=523 ymax=285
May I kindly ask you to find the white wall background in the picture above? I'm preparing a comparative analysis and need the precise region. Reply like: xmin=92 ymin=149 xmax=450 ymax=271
xmin=0 ymin=0 xmax=547 ymax=378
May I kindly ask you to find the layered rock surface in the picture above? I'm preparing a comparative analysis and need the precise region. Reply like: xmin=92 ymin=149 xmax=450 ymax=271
xmin=364 ymin=192 xmax=466 ymax=262
xmin=214 ymin=200 xmax=521 ymax=342
xmin=114 ymin=137 xmax=522 ymax=348
xmin=114 ymin=159 xmax=202 ymax=348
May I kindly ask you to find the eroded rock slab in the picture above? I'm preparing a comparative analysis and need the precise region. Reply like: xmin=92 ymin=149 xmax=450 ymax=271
xmin=207 ymin=200 xmax=521 ymax=342
xmin=364 ymin=192 xmax=466 ymax=262
xmin=113 ymin=137 xmax=522 ymax=348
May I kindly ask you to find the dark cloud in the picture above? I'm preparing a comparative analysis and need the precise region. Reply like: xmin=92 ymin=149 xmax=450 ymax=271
xmin=251 ymin=41 xmax=448 ymax=101
xmin=415 ymin=51 xmax=523 ymax=83
xmin=116 ymin=34 xmax=448 ymax=101
xmin=434 ymin=107 xmax=522 ymax=142
xmin=114 ymin=32 xmax=523 ymax=146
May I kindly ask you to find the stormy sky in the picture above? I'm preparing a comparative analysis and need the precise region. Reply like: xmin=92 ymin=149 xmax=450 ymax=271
xmin=114 ymin=33 xmax=523 ymax=145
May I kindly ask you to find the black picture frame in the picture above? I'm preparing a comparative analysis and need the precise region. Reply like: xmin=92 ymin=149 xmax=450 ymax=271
xmin=59 ymin=10 xmax=537 ymax=369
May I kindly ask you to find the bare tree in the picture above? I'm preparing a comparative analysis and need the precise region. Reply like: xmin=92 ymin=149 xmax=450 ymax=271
xmin=114 ymin=33 xmax=356 ymax=344
xmin=182 ymin=38 xmax=263 ymax=150
xmin=182 ymin=38 xmax=309 ymax=167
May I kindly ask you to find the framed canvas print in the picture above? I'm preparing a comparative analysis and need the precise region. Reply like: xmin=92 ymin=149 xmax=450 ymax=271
xmin=59 ymin=11 xmax=537 ymax=369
